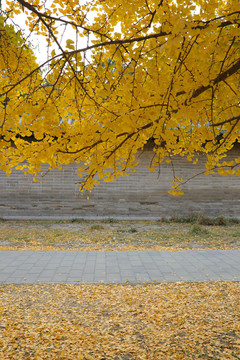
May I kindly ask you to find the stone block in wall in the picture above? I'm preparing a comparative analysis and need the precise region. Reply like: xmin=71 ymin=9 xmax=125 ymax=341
xmin=0 ymin=145 xmax=240 ymax=219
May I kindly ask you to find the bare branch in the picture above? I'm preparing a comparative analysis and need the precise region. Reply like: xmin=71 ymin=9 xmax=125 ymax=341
xmin=212 ymin=115 xmax=240 ymax=127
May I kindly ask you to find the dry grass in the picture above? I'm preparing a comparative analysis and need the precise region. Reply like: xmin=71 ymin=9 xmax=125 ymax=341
xmin=0 ymin=219 xmax=239 ymax=250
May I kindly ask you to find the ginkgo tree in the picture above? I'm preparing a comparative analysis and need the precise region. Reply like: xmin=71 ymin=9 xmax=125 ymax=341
xmin=0 ymin=0 xmax=239 ymax=194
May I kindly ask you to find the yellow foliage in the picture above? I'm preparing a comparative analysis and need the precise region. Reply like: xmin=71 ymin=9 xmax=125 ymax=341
xmin=0 ymin=0 xmax=240 ymax=194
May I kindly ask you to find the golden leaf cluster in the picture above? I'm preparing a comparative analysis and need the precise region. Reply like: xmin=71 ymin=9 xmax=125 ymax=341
xmin=0 ymin=0 xmax=240 ymax=194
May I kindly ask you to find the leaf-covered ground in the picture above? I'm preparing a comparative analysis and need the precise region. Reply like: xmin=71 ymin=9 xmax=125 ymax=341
xmin=1 ymin=220 xmax=239 ymax=359
xmin=0 ymin=282 xmax=239 ymax=360
xmin=0 ymin=219 xmax=239 ymax=250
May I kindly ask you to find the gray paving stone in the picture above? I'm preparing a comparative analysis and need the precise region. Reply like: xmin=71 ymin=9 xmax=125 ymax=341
xmin=0 ymin=250 xmax=240 ymax=284
xmin=118 ymin=264 xmax=132 ymax=269
xmin=95 ymin=261 xmax=106 ymax=268
xmin=58 ymin=266 xmax=72 ymax=271
xmin=121 ymin=278 xmax=137 ymax=284
xmin=60 ymin=261 xmax=75 ymax=267
xmin=94 ymin=277 xmax=107 ymax=284
xmin=135 ymin=273 xmax=151 ymax=282
xmin=81 ymin=273 xmax=95 ymax=282
xmin=44 ymin=264 xmax=60 ymax=270
xmin=2 ymin=266 xmax=17 ymax=274
xmin=106 ymin=275 xmax=122 ymax=283
xmin=120 ymin=269 xmax=134 ymax=275
xmin=147 ymin=269 xmax=164 ymax=277
xmin=11 ymin=270 xmax=29 ymax=277
xmin=68 ymin=270 xmax=83 ymax=277
xmin=0 ymin=274 xmax=9 ymax=281
xmin=71 ymin=264 xmax=86 ymax=271
xmin=83 ymin=265 xmax=95 ymax=272
xmin=5 ymin=277 xmax=26 ymax=283
xmin=17 ymin=262 xmax=33 ymax=268
xmin=28 ymin=267 xmax=44 ymax=274
xmin=95 ymin=269 xmax=106 ymax=276
xmin=40 ymin=269 xmax=56 ymax=276
xmin=51 ymin=274 xmax=68 ymax=282
xmin=163 ymin=276 xmax=182 ymax=282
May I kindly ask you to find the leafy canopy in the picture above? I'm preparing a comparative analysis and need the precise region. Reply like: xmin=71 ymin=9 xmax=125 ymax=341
xmin=0 ymin=0 xmax=240 ymax=194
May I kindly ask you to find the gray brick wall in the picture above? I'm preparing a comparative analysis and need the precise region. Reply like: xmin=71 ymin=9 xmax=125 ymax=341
xmin=0 ymin=146 xmax=240 ymax=219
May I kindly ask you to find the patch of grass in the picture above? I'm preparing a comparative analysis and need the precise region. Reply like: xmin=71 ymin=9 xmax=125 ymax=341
xmin=18 ymin=235 xmax=31 ymax=242
xmin=196 ymin=214 xmax=228 ymax=226
xmin=170 ymin=214 xmax=198 ymax=224
xmin=71 ymin=218 xmax=85 ymax=223
xmin=28 ymin=220 xmax=53 ymax=228
xmin=116 ymin=229 xmax=126 ymax=233
xmin=105 ymin=218 xmax=118 ymax=224
xmin=197 ymin=215 xmax=240 ymax=226
xmin=129 ymin=227 xmax=138 ymax=233
xmin=228 ymin=217 xmax=240 ymax=225
xmin=169 ymin=214 xmax=240 ymax=226
xmin=214 ymin=215 xmax=229 ymax=226
xmin=90 ymin=224 xmax=104 ymax=230
xmin=232 ymin=231 xmax=240 ymax=238
xmin=53 ymin=231 xmax=64 ymax=237
xmin=160 ymin=217 xmax=171 ymax=223
xmin=190 ymin=224 xmax=210 ymax=236
xmin=196 ymin=215 xmax=216 ymax=226
xmin=161 ymin=233 xmax=171 ymax=240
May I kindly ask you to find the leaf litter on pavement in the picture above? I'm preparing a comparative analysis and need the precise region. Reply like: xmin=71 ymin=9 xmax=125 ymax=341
xmin=0 ymin=282 xmax=240 ymax=360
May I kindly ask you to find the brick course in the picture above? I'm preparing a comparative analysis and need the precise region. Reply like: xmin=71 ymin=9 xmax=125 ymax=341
xmin=0 ymin=146 xmax=240 ymax=219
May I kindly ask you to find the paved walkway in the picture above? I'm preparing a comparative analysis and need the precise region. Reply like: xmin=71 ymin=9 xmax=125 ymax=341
xmin=0 ymin=250 xmax=239 ymax=284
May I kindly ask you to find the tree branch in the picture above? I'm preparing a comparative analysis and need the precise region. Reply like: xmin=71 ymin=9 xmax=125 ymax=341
xmin=212 ymin=115 xmax=240 ymax=127
xmin=189 ymin=58 xmax=240 ymax=102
